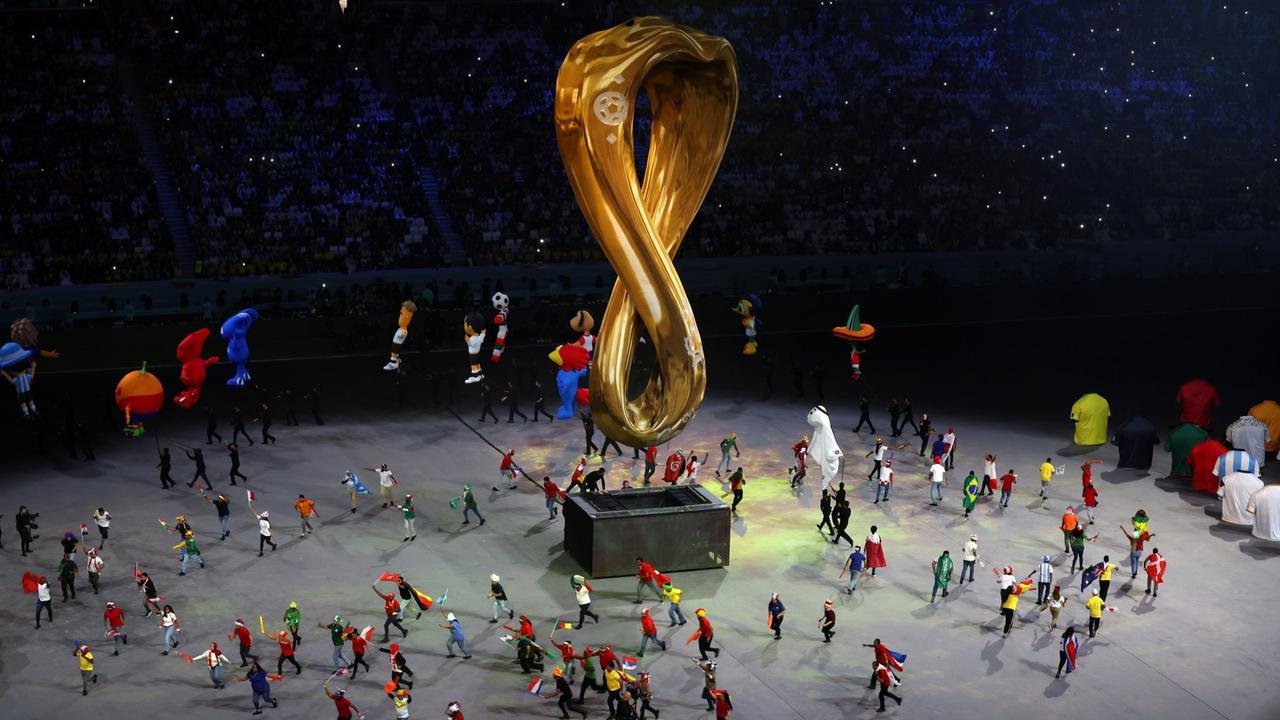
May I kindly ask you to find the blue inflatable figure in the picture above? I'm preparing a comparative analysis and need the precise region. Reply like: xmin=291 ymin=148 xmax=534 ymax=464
xmin=548 ymin=343 xmax=591 ymax=420
xmin=220 ymin=308 xmax=259 ymax=386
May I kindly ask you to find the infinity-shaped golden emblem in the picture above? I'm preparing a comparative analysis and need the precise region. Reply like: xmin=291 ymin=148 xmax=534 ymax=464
xmin=555 ymin=17 xmax=738 ymax=447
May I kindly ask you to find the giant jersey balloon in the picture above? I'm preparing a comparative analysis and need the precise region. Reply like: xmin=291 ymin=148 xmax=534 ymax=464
xmin=1069 ymin=392 xmax=1110 ymax=446
xmin=220 ymin=309 xmax=259 ymax=386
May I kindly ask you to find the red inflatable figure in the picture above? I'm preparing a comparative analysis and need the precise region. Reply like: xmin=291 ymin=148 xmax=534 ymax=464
xmin=174 ymin=329 xmax=219 ymax=409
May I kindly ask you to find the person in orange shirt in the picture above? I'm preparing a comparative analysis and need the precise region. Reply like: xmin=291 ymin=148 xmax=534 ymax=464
xmin=1059 ymin=506 xmax=1079 ymax=552
xmin=293 ymin=494 xmax=318 ymax=537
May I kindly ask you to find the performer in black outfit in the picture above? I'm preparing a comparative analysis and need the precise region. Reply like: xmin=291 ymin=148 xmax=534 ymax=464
xmin=600 ymin=435 xmax=623 ymax=457
xmin=17 ymin=505 xmax=39 ymax=556
xmin=503 ymin=381 xmax=528 ymax=423
xmin=231 ymin=407 xmax=254 ymax=446
xmin=279 ymin=390 xmax=299 ymax=426
xmin=303 ymin=388 xmax=324 ymax=425
xmin=478 ymin=384 xmax=500 ymax=423
xmin=257 ymin=402 xmax=276 ymax=444
xmin=817 ymin=488 xmax=835 ymax=535
xmin=227 ymin=443 xmax=247 ymax=485
xmin=917 ymin=413 xmax=934 ymax=457
xmin=832 ymin=501 xmax=855 ymax=546
xmin=205 ymin=406 xmax=222 ymax=445
xmin=532 ymin=380 xmax=555 ymax=421
xmin=186 ymin=448 xmax=210 ymax=488
xmin=899 ymin=398 xmax=919 ymax=437
xmin=888 ymin=399 xmax=901 ymax=437
xmin=852 ymin=397 xmax=875 ymax=434
xmin=157 ymin=448 xmax=176 ymax=489
xmin=582 ymin=414 xmax=599 ymax=455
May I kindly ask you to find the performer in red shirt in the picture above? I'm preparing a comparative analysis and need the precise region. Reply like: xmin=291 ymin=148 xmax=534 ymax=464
xmin=643 ymin=446 xmax=659 ymax=485
xmin=228 ymin=618 xmax=258 ymax=667
xmin=689 ymin=609 xmax=721 ymax=660
xmin=542 ymin=477 xmax=561 ymax=519
xmin=638 ymin=607 xmax=667 ymax=656
xmin=372 ymin=584 xmax=408 ymax=642
xmin=346 ymin=625 xmax=372 ymax=676
xmin=102 ymin=601 xmax=127 ymax=655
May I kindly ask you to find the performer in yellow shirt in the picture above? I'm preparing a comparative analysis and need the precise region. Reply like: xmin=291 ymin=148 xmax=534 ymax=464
xmin=1039 ymin=458 xmax=1056 ymax=499
xmin=1085 ymin=589 xmax=1106 ymax=637
xmin=1097 ymin=556 xmax=1119 ymax=601
xmin=75 ymin=644 xmax=97 ymax=696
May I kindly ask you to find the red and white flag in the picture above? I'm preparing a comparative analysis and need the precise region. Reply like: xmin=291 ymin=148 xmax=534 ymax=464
xmin=247 ymin=489 xmax=257 ymax=503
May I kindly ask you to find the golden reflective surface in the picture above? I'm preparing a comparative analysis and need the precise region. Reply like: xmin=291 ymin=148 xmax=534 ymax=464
xmin=554 ymin=17 xmax=738 ymax=446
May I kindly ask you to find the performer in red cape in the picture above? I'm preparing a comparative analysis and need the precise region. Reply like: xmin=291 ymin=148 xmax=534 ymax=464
xmin=862 ymin=638 xmax=903 ymax=689
xmin=864 ymin=526 xmax=887 ymax=576
xmin=663 ymin=450 xmax=686 ymax=485
xmin=1143 ymin=548 xmax=1167 ymax=597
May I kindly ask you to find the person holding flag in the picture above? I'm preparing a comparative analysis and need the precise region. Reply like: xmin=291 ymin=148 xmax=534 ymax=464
xmin=930 ymin=550 xmax=953 ymax=603
xmin=391 ymin=574 xmax=431 ymax=620
xmin=247 ymin=493 xmax=277 ymax=556
xmin=495 ymin=449 xmax=519 ymax=492
xmin=1121 ymin=523 xmax=1156 ymax=579
xmin=766 ymin=593 xmax=786 ymax=639
xmin=863 ymin=639 xmax=905 ymax=689
xmin=1039 ymin=457 xmax=1055 ymax=499
xmin=238 ymin=660 xmax=279 ymax=715
xmin=160 ymin=605 xmax=182 ymax=655
xmin=961 ymin=471 xmax=980 ymax=517
xmin=439 ymin=611 xmax=471 ymax=659
xmin=136 ymin=569 xmax=163 ymax=617
xmin=173 ymin=531 xmax=205 ymax=576
xmin=372 ymin=584 xmax=409 ymax=642
xmin=1055 ymin=626 xmax=1080 ymax=678
xmin=571 ymin=575 xmax=599 ymax=628
xmin=635 ymin=557 xmax=668 ymax=603
xmin=688 ymin=608 xmax=720 ymax=660
xmin=260 ymin=620 xmax=301 ymax=676
xmin=346 ymin=624 xmax=372 ymax=676
xmin=998 ymin=573 xmax=1034 ymax=636
xmin=190 ymin=641 xmax=230 ymax=688
xmin=364 ymin=464 xmax=398 ymax=509
xmin=662 ymin=450 xmax=686 ymax=485
xmin=317 ymin=615 xmax=351 ymax=672
xmin=461 ymin=483 xmax=485 ymax=525
xmin=73 ymin=643 xmax=97 ymax=696
xmin=1144 ymin=548 xmax=1167 ymax=597
xmin=604 ymin=661 xmax=638 ymax=718
xmin=102 ymin=601 xmax=127 ymax=654
xmin=550 ymin=665 xmax=588 ymax=719
xmin=871 ymin=659 xmax=903 ymax=712
xmin=379 ymin=643 xmax=414 ymax=689
xmin=1085 ymin=589 xmax=1106 ymax=637
xmin=341 ymin=470 xmax=368 ymax=513
xmin=323 ymin=675 xmax=366 ymax=720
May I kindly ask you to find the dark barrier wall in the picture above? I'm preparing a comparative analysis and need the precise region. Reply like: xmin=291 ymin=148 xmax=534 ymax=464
xmin=563 ymin=485 xmax=731 ymax=577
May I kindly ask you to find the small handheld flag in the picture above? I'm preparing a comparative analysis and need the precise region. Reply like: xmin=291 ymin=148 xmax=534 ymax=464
xmin=558 ymin=622 xmax=575 ymax=630
xmin=247 ymin=489 xmax=257 ymax=503
xmin=410 ymin=587 xmax=433 ymax=610
xmin=360 ymin=626 xmax=374 ymax=641
xmin=80 ymin=522 xmax=89 ymax=536
xmin=259 ymin=615 xmax=266 ymax=635
xmin=22 ymin=571 xmax=39 ymax=593
xmin=378 ymin=572 xmax=401 ymax=582
xmin=178 ymin=652 xmax=193 ymax=663
xmin=437 ymin=588 xmax=448 ymax=607
xmin=266 ymin=673 xmax=284 ymax=681
xmin=157 ymin=519 xmax=168 ymax=528
xmin=448 ymin=497 xmax=461 ymax=510
xmin=620 ymin=656 xmax=638 ymax=671
xmin=527 ymin=676 xmax=544 ymax=694
xmin=888 ymin=650 xmax=907 ymax=666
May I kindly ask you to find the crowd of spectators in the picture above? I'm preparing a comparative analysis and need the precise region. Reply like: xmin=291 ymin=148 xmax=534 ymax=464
xmin=3 ymin=1 xmax=1276 ymax=285
xmin=384 ymin=0 xmax=1278 ymax=263
xmin=0 ymin=11 xmax=175 ymax=288
xmin=128 ymin=0 xmax=442 ymax=277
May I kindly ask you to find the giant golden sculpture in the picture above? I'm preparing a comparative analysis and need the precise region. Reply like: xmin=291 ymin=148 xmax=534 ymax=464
xmin=554 ymin=17 xmax=738 ymax=447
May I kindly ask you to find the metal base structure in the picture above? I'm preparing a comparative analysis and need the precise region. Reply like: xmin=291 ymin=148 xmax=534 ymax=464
xmin=563 ymin=484 xmax=731 ymax=577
